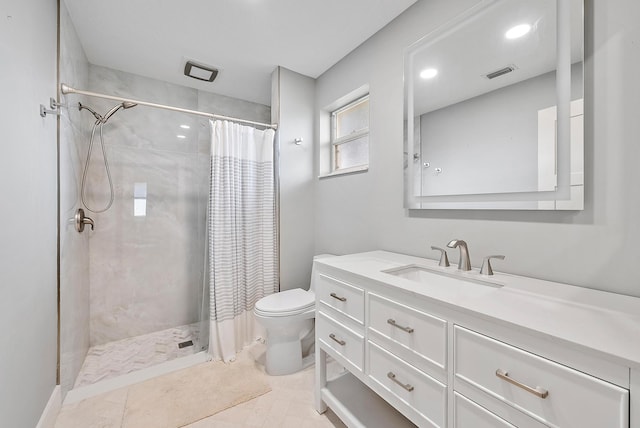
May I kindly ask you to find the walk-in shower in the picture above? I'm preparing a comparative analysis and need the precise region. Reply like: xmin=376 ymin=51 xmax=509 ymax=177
xmin=59 ymin=69 xmax=276 ymax=400
xmin=60 ymin=81 xmax=213 ymax=396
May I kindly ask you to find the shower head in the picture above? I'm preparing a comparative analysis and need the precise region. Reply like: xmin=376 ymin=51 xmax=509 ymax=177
xmin=78 ymin=102 xmax=103 ymax=122
xmin=102 ymin=101 xmax=137 ymax=123
xmin=78 ymin=101 xmax=137 ymax=123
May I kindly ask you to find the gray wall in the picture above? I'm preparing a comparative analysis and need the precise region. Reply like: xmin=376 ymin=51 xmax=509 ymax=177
xmin=0 ymin=0 xmax=59 ymax=425
xmin=273 ymin=67 xmax=316 ymax=291
xmin=314 ymin=0 xmax=640 ymax=298
xmin=59 ymin=1 xmax=91 ymax=396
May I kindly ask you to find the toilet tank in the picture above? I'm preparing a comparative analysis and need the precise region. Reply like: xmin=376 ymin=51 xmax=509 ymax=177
xmin=309 ymin=254 xmax=335 ymax=293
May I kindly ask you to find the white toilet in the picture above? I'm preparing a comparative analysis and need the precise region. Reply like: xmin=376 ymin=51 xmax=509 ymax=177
xmin=254 ymin=254 xmax=334 ymax=375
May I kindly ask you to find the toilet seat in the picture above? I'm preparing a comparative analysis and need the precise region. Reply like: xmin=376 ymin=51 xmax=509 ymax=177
xmin=254 ymin=288 xmax=315 ymax=317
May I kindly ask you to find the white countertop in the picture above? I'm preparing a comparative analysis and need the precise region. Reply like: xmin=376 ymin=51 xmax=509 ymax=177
xmin=317 ymin=251 xmax=640 ymax=369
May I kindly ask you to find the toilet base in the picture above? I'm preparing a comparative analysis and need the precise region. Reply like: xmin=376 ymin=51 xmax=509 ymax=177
xmin=265 ymin=340 xmax=303 ymax=375
xmin=265 ymin=347 xmax=314 ymax=375
xmin=262 ymin=318 xmax=314 ymax=376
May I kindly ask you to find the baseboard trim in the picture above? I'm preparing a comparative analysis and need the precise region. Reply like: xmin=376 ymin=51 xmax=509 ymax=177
xmin=36 ymin=385 xmax=61 ymax=428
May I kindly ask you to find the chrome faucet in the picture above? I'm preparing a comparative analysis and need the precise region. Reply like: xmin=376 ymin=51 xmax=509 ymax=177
xmin=447 ymin=239 xmax=471 ymax=271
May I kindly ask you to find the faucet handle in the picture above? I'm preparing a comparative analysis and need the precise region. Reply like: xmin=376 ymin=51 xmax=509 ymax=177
xmin=480 ymin=255 xmax=505 ymax=276
xmin=75 ymin=208 xmax=95 ymax=233
xmin=430 ymin=246 xmax=450 ymax=267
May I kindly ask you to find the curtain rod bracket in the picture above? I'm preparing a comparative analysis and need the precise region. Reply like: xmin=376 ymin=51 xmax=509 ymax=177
xmin=40 ymin=97 xmax=60 ymax=117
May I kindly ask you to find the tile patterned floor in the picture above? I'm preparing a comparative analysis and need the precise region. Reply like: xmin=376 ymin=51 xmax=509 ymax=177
xmin=74 ymin=323 xmax=203 ymax=388
xmin=183 ymin=361 xmax=346 ymax=428
xmin=56 ymin=344 xmax=346 ymax=428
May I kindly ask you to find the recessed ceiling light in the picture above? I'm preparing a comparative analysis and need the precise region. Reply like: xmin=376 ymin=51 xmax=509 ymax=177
xmin=505 ymin=24 xmax=531 ymax=39
xmin=420 ymin=68 xmax=438 ymax=79
xmin=180 ymin=124 xmax=190 ymax=129
xmin=177 ymin=135 xmax=186 ymax=139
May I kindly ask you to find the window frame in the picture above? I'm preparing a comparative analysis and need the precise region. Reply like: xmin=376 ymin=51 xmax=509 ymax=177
xmin=330 ymin=94 xmax=370 ymax=173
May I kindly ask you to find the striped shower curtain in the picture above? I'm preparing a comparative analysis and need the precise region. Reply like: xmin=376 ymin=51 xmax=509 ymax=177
xmin=208 ymin=120 xmax=277 ymax=362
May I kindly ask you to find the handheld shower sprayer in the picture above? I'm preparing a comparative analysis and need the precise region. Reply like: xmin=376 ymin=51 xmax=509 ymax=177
xmin=78 ymin=101 xmax=137 ymax=213
xmin=78 ymin=102 xmax=103 ymax=122
xmin=102 ymin=101 xmax=137 ymax=123
xmin=79 ymin=101 xmax=137 ymax=124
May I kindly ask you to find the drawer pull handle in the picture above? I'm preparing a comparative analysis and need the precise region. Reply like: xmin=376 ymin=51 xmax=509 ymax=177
xmin=387 ymin=372 xmax=414 ymax=392
xmin=495 ymin=369 xmax=549 ymax=399
xmin=330 ymin=292 xmax=347 ymax=302
xmin=329 ymin=333 xmax=346 ymax=346
xmin=387 ymin=318 xmax=414 ymax=333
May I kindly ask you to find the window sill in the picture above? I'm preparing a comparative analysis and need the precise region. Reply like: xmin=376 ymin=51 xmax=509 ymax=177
xmin=318 ymin=165 xmax=369 ymax=179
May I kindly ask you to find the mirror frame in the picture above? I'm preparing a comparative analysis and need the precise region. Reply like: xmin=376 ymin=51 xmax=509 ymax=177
xmin=403 ymin=0 xmax=583 ymax=210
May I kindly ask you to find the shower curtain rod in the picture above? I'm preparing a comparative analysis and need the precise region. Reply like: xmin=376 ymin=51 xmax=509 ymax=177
xmin=60 ymin=83 xmax=278 ymax=130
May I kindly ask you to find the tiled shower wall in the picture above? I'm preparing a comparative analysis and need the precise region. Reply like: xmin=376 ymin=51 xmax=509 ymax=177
xmin=85 ymin=65 xmax=270 ymax=346
xmin=59 ymin=2 xmax=91 ymax=395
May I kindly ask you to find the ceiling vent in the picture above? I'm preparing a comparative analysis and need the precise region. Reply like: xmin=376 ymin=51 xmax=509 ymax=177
xmin=484 ymin=65 xmax=516 ymax=80
xmin=184 ymin=60 xmax=219 ymax=82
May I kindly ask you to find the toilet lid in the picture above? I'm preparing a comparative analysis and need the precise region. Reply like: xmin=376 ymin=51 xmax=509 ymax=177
xmin=255 ymin=289 xmax=315 ymax=314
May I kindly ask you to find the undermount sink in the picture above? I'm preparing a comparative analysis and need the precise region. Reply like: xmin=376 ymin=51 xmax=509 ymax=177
xmin=382 ymin=264 xmax=503 ymax=288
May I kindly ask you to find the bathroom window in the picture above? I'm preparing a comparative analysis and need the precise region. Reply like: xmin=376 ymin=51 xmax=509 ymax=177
xmin=330 ymin=95 xmax=369 ymax=173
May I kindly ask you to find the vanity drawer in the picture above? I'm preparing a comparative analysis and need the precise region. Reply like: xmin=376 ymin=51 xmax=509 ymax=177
xmin=454 ymin=326 xmax=629 ymax=428
xmin=453 ymin=391 xmax=548 ymax=428
xmin=454 ymin=393 xmax=516 ymax=428
xmin=368 ymin=293 xmax=447 ymax=375
xmin=316 ymin=274 xmax=364 ymax=324
xmin=317 ymin=311 xmax=364 ymax=372
xmin=368 ymin=341 xmax=447 ymax=428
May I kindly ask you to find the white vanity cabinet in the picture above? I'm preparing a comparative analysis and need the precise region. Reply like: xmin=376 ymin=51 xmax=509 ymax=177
xmin=316 ymin=269 xmax=450 ymax=427
xmin=314 ymin=251 xmax=639 ymax=428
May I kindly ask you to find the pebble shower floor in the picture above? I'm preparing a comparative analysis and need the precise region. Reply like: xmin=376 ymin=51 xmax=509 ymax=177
xmin=74 ymin=323 xmax=201 ymax=388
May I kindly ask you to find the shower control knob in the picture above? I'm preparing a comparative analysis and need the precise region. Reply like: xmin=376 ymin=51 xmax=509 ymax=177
xmin=75 ymin=208 xmax=95 ymax=233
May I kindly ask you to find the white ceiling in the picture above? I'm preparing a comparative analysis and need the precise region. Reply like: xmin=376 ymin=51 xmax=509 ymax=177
xmin=64 ymin=0 xmax=417 ymax=106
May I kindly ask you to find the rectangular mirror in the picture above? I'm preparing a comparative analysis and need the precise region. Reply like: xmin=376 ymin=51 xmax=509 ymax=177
xmin=404 ymin=0 xmax=584 ymax=209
